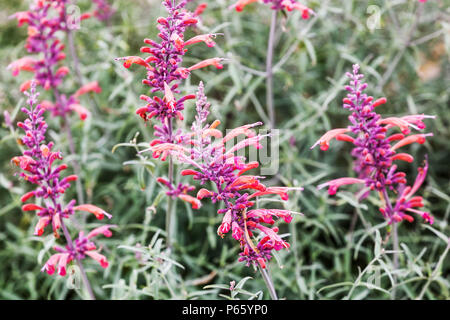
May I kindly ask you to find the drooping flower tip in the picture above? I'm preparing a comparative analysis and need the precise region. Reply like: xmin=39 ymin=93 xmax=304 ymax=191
xmin=194 ymin=3 xmax=208 ymax=16
xmin=86 ymin=251 xmax=109 ymax=268
xmin=311 ymin=128 xmax=351 ymax=151
xmin=178 ymin=194 xmax=202 ymax=209
xmin=372 ymin=97 xmax=387 ymax=108
xmin=87 ymin=225 xmax=117 ymax=239
xmin=318 ymin=177 xmax=365 ymax=195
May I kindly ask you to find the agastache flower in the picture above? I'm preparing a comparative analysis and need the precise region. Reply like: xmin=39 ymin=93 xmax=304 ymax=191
xmin=13 ymin=83 xmax=114 ymax=278
xmin=313 ymin=65 xmax=434 ymax=225
xmin=117 ymin=0 xmax=223 ymax=208
xmin=9 ymin=0 xmax=101 ymax=120
xmin=116 ymin=0 xmax=222 ymax=122
xmin=146 ymin=82 xmax=303 ymax=269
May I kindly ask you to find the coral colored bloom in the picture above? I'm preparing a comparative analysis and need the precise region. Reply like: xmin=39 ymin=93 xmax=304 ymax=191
xmin=318 ymin=177 xmax=366 ymax=195
xmin=14 ymin=84 xmax=114 ymax=279
xmin=314 ymin=64 xmax=434 ymax=226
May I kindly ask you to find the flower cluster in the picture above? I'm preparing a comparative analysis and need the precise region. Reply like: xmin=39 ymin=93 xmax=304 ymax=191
xmin=233 ymin=0 xmax=314 ymax=18
xmin=147 ymin=82 xmax=301 ymax=268
xmin=117 ymin=0 xmax=223 ymax=205
xmin=117 ymin=0 xmax=222 ymax=123
xmin=42 ymin=225 xmax=115 ymax=276
xmin=8 ymin=0 xmax=101 ymax=120
xmin=312 ymin=64 xmax=434 ymax=225
xmin=12 ymin=83 xmax=114 ymax=276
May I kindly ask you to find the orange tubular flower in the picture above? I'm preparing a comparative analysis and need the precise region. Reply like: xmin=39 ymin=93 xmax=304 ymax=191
xmin=73 ymin=204 xmax=112 ymax=220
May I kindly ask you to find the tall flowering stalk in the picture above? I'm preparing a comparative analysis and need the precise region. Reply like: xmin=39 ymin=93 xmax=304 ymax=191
xmin=8 ymin=0 xmax=103 ymax=205
xmin=146 ymin=82 xmax=302 ymax=299
xmin=312 ymin=65 xmax=434 ymax=291
xmin=116 ymin=0 xmax=223 ymax=247
xmin=232 ymin=0 xmax=314 ymax=129
xmin=12 ymin=83 xmax=115 ymax=300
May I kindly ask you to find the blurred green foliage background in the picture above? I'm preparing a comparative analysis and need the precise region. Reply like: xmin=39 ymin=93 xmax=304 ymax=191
xmin=0 ymin=0 xmax=449 ymax=299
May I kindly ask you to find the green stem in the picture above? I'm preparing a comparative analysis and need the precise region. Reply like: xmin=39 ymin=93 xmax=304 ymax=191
xmin=266 ymin=10 xmax=277 ymax=129
xmin=258 ymin=265 xmax=278 ymax=300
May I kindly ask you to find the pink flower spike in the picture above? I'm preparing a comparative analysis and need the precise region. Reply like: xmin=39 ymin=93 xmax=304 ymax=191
xmin=87 ymin=225 xmax=117 ymax=239
xmin=311 ymin=128 xmax=350 ymax=151
xmin=86 ymin=251 xmax=109 ymax=268
xmin=73 ymin=204 xmax=112 ymax=220
xmin=318 ymin=177 xmax=366 ymax=195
